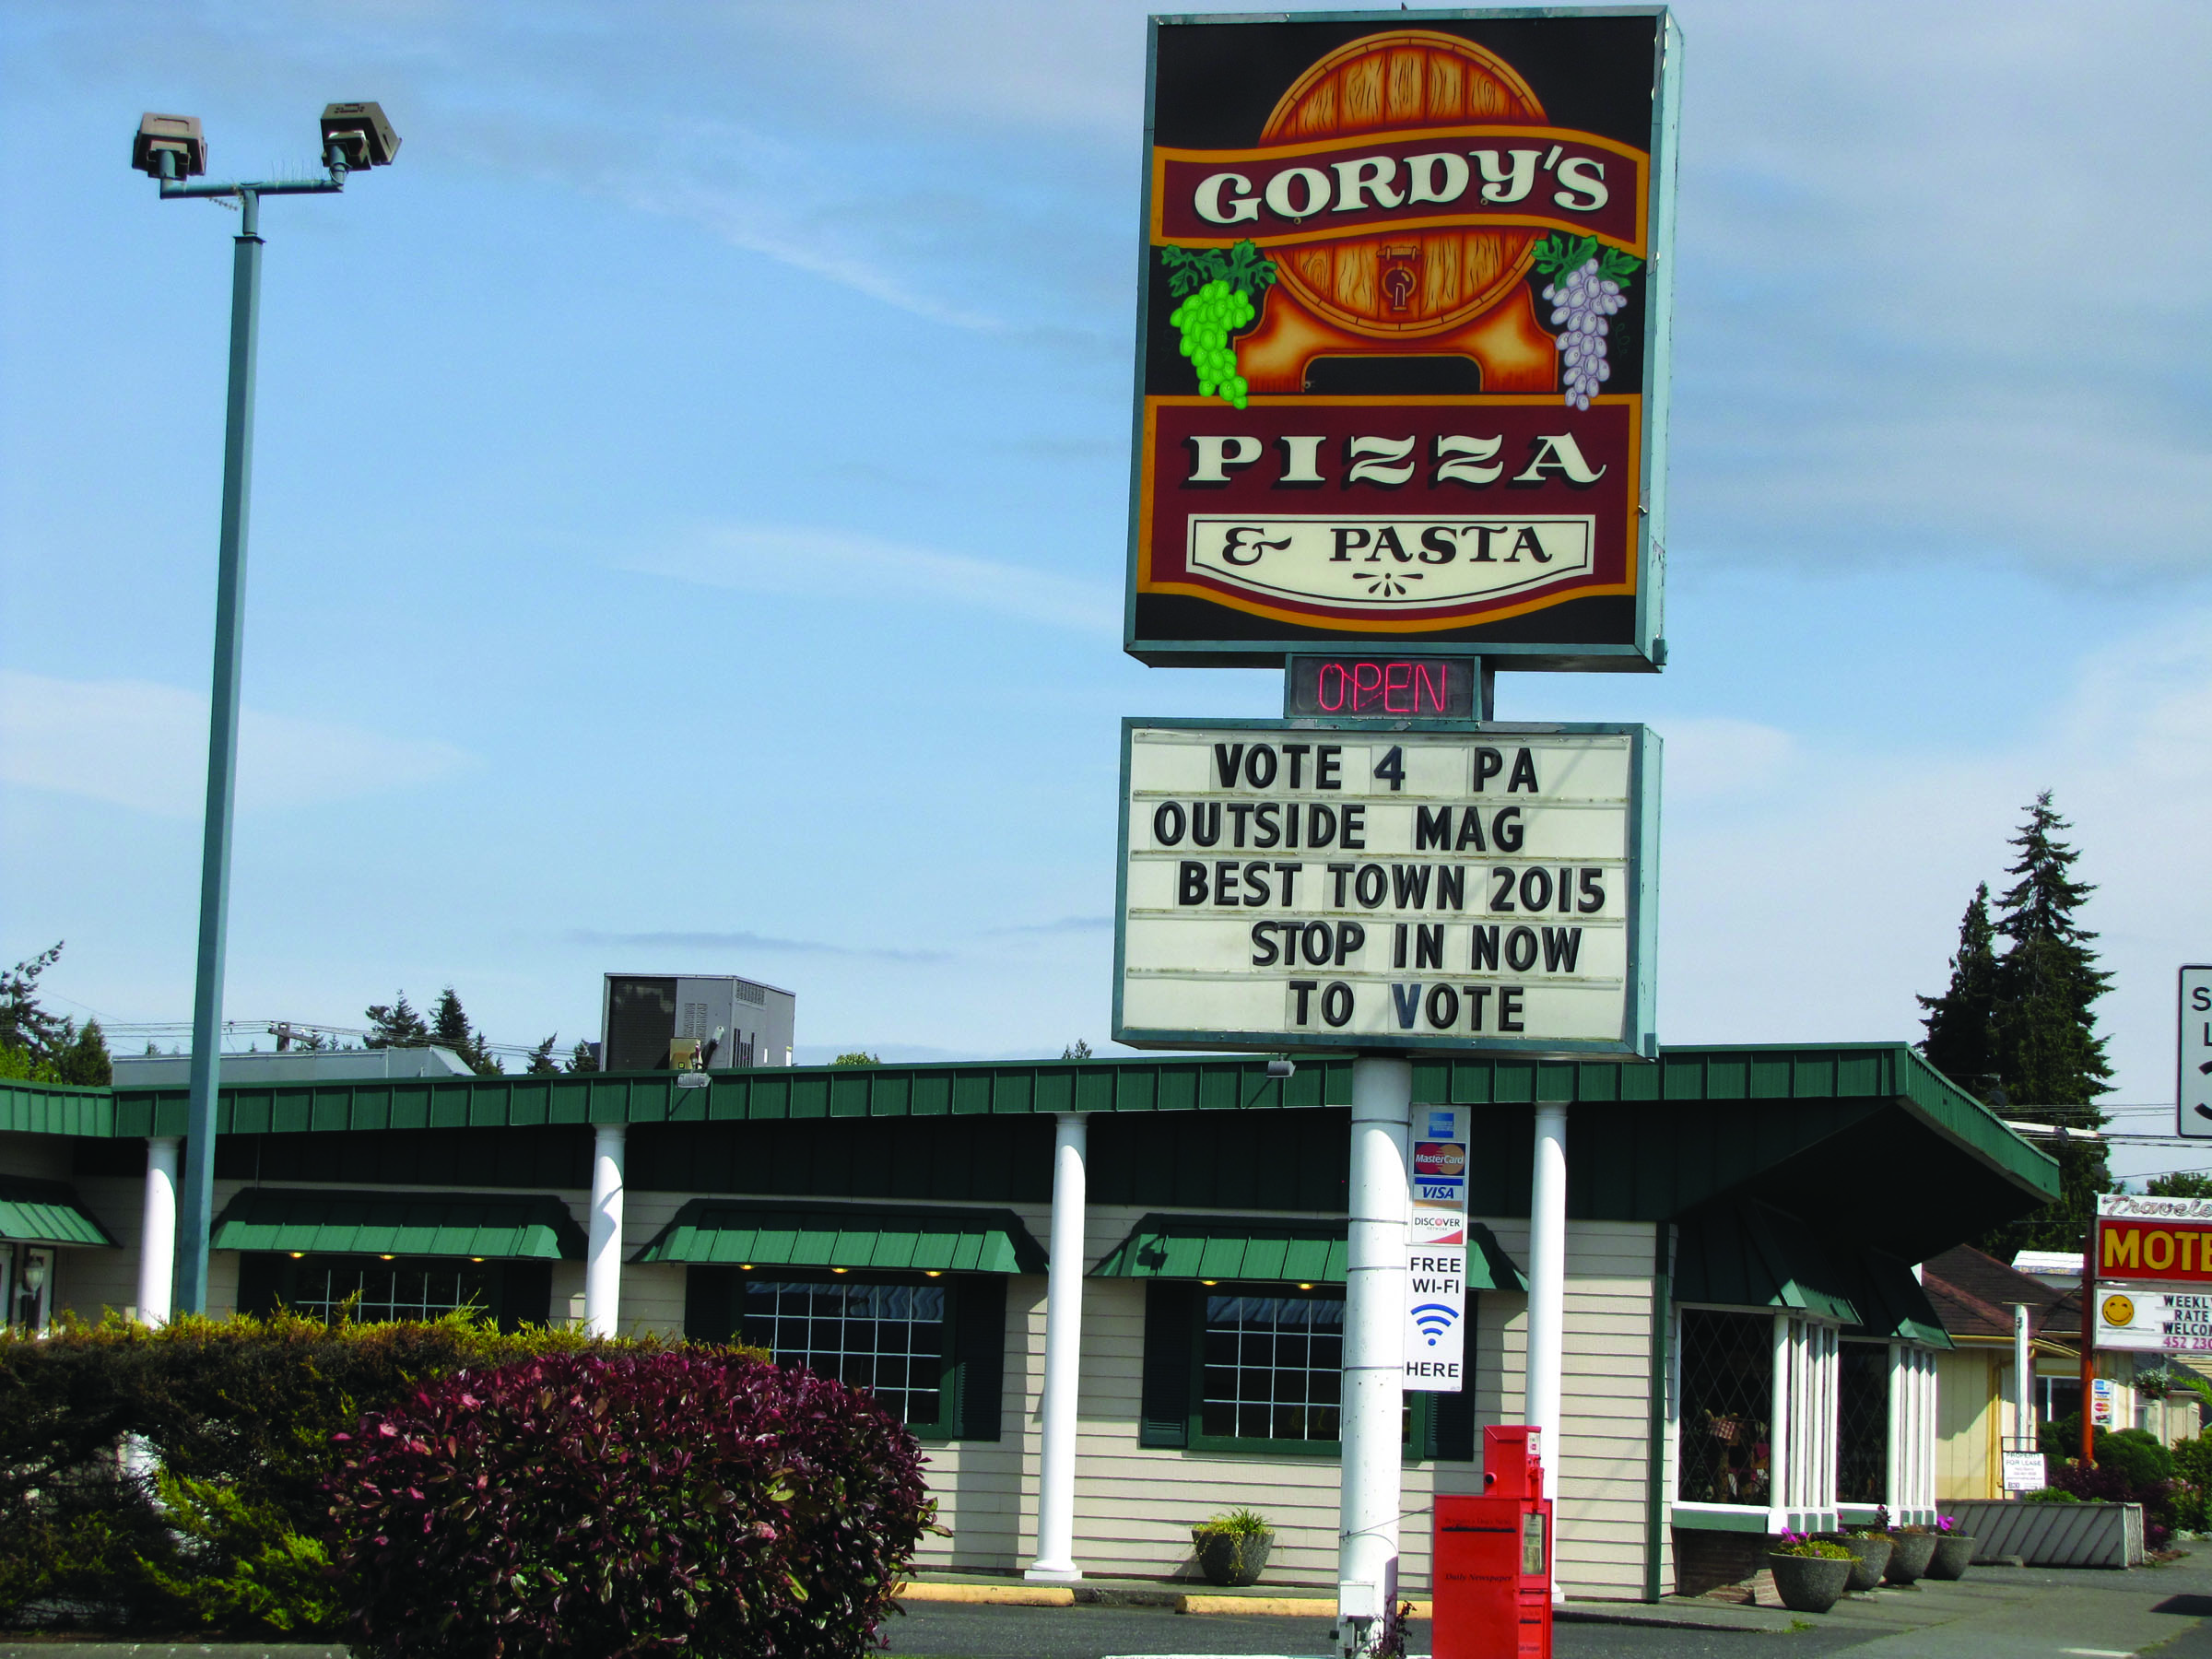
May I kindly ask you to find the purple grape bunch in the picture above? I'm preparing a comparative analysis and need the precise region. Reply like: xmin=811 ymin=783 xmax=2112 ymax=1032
xmin=1532 ymin=236 xmax=1642 ymax=411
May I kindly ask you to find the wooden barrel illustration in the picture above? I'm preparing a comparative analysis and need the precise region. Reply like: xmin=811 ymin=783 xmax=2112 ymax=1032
xmin=1260 ymin=30 xmax=1545 ymax=339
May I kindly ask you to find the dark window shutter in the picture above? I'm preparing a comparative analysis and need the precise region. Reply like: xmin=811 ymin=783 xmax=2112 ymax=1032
xmin=235 ymin=1253 xmax=282 ymax=1317
xmin=1433 ymin=1382 xmax=1477 ymax=1462
xmin=951 ymin=1276 xmax=1006 ymax=1441
xmin=500 ymin=1261 xmax=552 ymax=1331
xmin=1140 ymin=1280 xmax=1194 ymax=1448
xmin=685 ymin=1266 xmax=736 ymax=1343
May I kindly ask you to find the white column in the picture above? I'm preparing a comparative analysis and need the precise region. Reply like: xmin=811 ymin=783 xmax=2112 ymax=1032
xmin=1768 ymin=1313 xmax=1792 ymax=1530
xmin=1027 ymin=1112 xmax=1087 ymax=1583
xmin=584 ymin=1124 xmax=626 ymax=1337
xmin=137 ymin=1137 xmax=181 ymax=1326
xmin=2013 ymin=1304 xmax=2032 ymax=1462
xmin=1338 ymin=1055 xmax=1411 ymax=1659
xmin=1524 ymin=1100 xmax=1568 ymax=1595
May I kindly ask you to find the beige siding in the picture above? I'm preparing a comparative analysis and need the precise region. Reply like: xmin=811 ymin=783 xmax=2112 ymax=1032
xmin=1936 ymin=1348 xmax=1998 ymax=1500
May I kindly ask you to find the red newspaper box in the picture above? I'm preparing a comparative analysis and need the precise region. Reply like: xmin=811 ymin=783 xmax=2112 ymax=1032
xmin=1434 ymin=1426 xmax=1552 ymax=1659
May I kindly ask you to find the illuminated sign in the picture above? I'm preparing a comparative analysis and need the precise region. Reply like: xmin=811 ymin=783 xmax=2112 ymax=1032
xmin=1112 ymin=717 xmax=1658 ymax=1054
xmin=1127 ymin=11 xmax=1679 ymax=669
xmin=1287 ymin=654 xmax=1477 ymax=718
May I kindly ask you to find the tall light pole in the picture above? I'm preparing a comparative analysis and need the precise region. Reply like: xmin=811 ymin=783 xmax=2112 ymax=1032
xmin=132 ymin=104 xmax=400 ymax=1315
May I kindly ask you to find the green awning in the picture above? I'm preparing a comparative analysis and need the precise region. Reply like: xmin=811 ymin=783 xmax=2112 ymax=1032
xmin=209 ymin=1188 xmax=585 ymax=1260
xmin=0 ymin=1177 xmax=116 ymax=1247
xmin=1092 ymin=1214 xmax=1527 ymax=1292
xmin=1675 ymin=1202 xmax=1860 ymax=1323
xmin=631 ymin=1200 xmax=1047 ymax=1273
xmin=1841 ymin=1248 xmax=1953 ymax=1349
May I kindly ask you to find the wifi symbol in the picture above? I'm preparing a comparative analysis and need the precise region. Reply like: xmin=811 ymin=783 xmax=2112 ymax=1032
xmin=1411 ymin=1303 xmax=1461 ymax=1347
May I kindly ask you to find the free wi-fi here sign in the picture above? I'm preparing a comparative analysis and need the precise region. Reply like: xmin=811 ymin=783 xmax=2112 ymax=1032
xmin=1406 ymin=1105 xmax=1470 ymax=1393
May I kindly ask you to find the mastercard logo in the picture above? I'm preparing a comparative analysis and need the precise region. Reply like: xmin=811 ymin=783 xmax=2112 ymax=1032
xmin=1415 ymin=1142 xmax=1466 ymax=1177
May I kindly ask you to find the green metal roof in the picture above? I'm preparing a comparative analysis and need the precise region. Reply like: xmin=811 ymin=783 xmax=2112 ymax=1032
xmin=1840 ymin=1249 xmax=1953 ymax=1349
xmin=0 ymin=1081 xmax=113 ymax=1138
xmin=0 ymin=1176 xmax=117 ymax=1247
xmin=207 ymin=1189 xmax=585 ymax=1260
xmin=1092 ymin=1213 xmax=1526 ymax=1291
xmin=630 ymin=1200 xmax=1047 ymax=1273
xmin=1675 ymin=1202 xmax=1860 ymax=1324
xmin=16 ymin=1044 xmax=2035 ymax=1195
xmin=5 ymin=1045 xmax=2057 ymax=1266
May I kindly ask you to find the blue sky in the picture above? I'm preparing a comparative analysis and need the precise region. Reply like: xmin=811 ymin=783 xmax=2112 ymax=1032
xmin=4 ymin=2 xmax=2209 ymax=1171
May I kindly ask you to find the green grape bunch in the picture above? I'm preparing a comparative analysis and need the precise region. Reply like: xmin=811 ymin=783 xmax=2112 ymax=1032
xmin=1159 ymin=240 xmax=1277 ymax=410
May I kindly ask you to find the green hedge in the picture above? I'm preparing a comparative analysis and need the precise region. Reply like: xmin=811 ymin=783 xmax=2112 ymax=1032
xmin=0 ymin=1312 xmax=747 ymax=1636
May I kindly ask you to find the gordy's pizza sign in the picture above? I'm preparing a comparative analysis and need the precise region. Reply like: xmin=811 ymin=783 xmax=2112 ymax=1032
xmin=1126 ymin=11 xmax=1679 ymax=669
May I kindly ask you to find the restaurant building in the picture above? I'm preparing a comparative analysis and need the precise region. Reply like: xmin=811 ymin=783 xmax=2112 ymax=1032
xmin=0 ymin=1041 xmax=2055 ymax=1601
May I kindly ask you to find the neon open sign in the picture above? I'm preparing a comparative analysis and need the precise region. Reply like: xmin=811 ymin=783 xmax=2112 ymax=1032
xmin=1286 ymin=655 xmax=1475 ymax=720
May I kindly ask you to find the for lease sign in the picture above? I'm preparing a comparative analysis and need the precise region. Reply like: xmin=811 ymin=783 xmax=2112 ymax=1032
xmin=1128 ymin=11 xmax=1680 ymax=668
xmin=1112 ymin=718 xmax=1657 ymax=1053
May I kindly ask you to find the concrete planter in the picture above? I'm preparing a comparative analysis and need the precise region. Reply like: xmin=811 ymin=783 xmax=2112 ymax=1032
xmin=1837 ymin=1532 xmax=1892 ymax=1591
xmin=1885 ymin=1531 xmax=1939 ymax=1583
xmin=1925 ymin=1535 xmax=1975 ymax=1580
xmin=1193 ymin=1529 xmax=1272 ymax=1587
xmin=1767 ymin=1553 xmax=1853 ymax=1615
xmin=1939 ymin=1500 xmax=2145 ymax=1569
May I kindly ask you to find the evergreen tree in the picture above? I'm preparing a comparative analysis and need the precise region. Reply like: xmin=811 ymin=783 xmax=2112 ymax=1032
xmin=1918 ymin=885 xmax=1998 ymax=1094
xmin=2148 ymin=1172 xmax=2212 ymax=1199
xmin=53 ymin=1019 xmax=111 ymax=1086
xmin=428 ymin=986 xmax=503 ymax=1077
xmin=0 ymin=944 xmax=108 ymax=1084
xmin=0 ymin=942 xmax=70 ymax=1061
xmin=1061 ymin=1039 xmax=1094 ymax=1060
xmin=364 ymin=994 xmax=430 ymax=1048
xmin=524 ymin=1035 xmax=561 ymax=1077
xmin=1991 ymin=793 xmax=2113 ymax=1106
xmin=1922 ymin=793 xmax=2113 ymax=1254
xmin=566 ymin=1039 xmax=600 ymax=1075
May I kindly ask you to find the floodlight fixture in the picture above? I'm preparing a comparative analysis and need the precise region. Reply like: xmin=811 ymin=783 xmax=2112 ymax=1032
xmin=131 ymin=100 xmax=402 ymax=1316
xmin=320 ymin=101 xmax=400 ymax=171
xmin=132 ymin=112 xmax=206 ymax=179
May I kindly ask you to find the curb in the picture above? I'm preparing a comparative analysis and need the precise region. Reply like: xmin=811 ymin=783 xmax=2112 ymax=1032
xmin=894 ymin=1582 xmax=1077 ymax=1607
xmin=1177 ymin=1594 xmax=1434 ymax=1618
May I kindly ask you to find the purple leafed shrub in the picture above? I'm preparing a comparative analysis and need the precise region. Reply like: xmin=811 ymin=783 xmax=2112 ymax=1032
xmin=330 ymin=1349 xmax=934 ymax=1659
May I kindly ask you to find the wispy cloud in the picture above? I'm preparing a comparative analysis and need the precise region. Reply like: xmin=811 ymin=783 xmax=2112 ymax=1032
xmin=0 ymin=672 xmax=472 ymax=818
xmin=986 ymin=915 xmax=1113 ymax=937
xmin=567 ymin=928 xmax=949 ymax=964
xmin=622 ymin=524 xmax=1119 ymax=635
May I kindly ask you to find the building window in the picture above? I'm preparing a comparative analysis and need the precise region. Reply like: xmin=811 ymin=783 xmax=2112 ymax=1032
xmin=1201 ymin=1290 xmax=1344 ymax=1443
xmin=1837 ymin=1340 xmax=1889 ymax=1502
xmin=2039 ymin=1375 xmax=2082 ymax=1424
xmin=1677 ymin=1309 xmax=1773 ymax=1506
xmin=237 ymin=1253 xmax=551 ymax=1331
xmin=1135 ymin=1281 xmax=1464 ymax=1458
xmin=684 ymin=1267 xmax=1005 ymax=1442
xmin=742 ymin=1278 xmax=948 ymax=1431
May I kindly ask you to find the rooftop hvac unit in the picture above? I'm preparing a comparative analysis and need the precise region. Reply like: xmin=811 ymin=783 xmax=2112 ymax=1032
xmin=600 ymin=973 xmax=795 ymax=1072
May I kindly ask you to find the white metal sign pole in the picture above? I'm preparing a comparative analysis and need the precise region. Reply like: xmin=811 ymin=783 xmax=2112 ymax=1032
xmin=1339 ymin=1053 xmax=1412 ymax=1658
xmin=1525 ymin=1099 xmax=1569 ymax=1596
